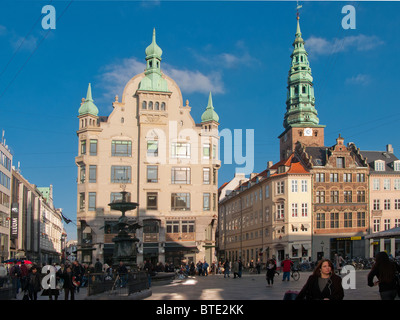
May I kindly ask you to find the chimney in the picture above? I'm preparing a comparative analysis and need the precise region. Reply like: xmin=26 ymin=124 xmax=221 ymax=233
xmin=250 ymin=173 xmax=258 ymax=180
xmin=267 ymin=161 xmax=273 ymax=169
xmin=387 ymin=144 xmax=393 ymax=153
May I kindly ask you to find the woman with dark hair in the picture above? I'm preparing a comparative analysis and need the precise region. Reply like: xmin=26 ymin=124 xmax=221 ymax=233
xmin=296 ymin=259 xmax=344 ymax=300
xmin=368 ymin=251 xmax=400 ymax=300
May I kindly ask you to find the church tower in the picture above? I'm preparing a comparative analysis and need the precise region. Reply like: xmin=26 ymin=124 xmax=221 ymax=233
xmin=278 ymin=12 xmax=325 ymax=161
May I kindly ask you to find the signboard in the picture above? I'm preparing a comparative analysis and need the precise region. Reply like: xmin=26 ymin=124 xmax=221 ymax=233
xmin=10 ymin=203 xmax=18 ymax=239
xmin=334 ymin=236 xmax=363 ymax=241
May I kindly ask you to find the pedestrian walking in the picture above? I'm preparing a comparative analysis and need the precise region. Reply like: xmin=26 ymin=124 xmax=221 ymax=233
xmin=281 ymin=255 xmax=293 ymax=281
xmin=256 ymin=259 xmax=261 ymax=274
xmin=72 ymin=260 xmax=84 ymax=292
xmin=62 ymin=266 xmax=75 ymax=300
xmin=266 ymin=259 xmax=276 ymax=286
xmin=20 ymin=261 xmax=29 ymax=292
xmin=296 ymin=259 xmax=344 ymax=300
xmin=238 ymin=259 xmax=243 ymax=278
xmin=202 ymin=261 xmax=209 ymax=276
xmin=334 ymin=253 xmax=345 ymax=273
xmin=368 ymin=251 xmax=400 ymax=300
xmin=232 ymin=260 xmax=239 ymax=279
xmin=116 ymin=261 xmax=128 ymax=288
xmin=24 ymin=266 xmax=41 ymax=300
xmin=0 ymin=263 xmax=7 ymax=288
xmin=223 ymin=260 xmax=230 ymax=278
xmin=144 ymin=260 xmax=153 ymax=287
xmin=10 ymin=262 xmax=21 ymax=297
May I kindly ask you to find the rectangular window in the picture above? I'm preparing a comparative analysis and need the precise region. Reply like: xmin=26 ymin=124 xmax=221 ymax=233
xmin=276 ymin=181 xmax=284 ymax=195
xmin=291 ymin=180 xmax=298 ymax=193
xmin=330 ymin=212 xmax=339 ymax=229
xmin=147 ymin=192 xmax=158 ymax=210
xmin=344 ymin=190 xmax=352 ymax=203
xmin=316 ymin=191 xmax=325 ymax=204
xmin=203 ymin=144 xmax=210 ymax=159
xmin=277 ymin=203 xmax=284 ymax=219
xmin=373 ymin=199 xmax=380 ymax=211
xmin=330 ymin=173 xmax=338 ymax=182
xmin=395 ymin=219 xmax=400 ymax=228
xmin=384 ymin=199 xmax=391 ymax=210
xmin=110 ymin=192 xmax=131 ymax=203
xmin=384 ymin=219 xmax=391 ymax=231
xmin=291 ymin=203 xmax=298 ymax=217
xmin=301 ymin=180 xmax=308 ymax=192
xmin=343 ymin=173 xmax=352 ymax=183
xmin=81 ymin=140 xmax=86 ymax=155
xmin=171 ymin=142 xmax=190 ymax=158
xmin=395 ymin=199 xmax=400 ymax=210
xmin=315 ymin=173 xmax=325 ymax=183
xmin=212 ymin=145 xmax=217 ymax=160
xmin=181 ymin=220 xmax=195 ymax=233
xmin=111 ymin=140 xmax=132 ymax=157
xmin=203 ymin=193 xmax=210 ymax=211
xmin=166 ymin=221 xmax=179 ymax=233
xmin=171 ymin=193 xmax=190 ymax=211
xmin=265 ymin=185 xmax=270 ymax=198
xmin=89 ymin=165 xmax=97 ymax=183
xmin=357 ymin=212 xmax=366 ymax=227
xmin=383 ymin=179 xmax=391 ymax=190
xmin=344 ymin=212 xmax=352 ymax=228
xmin=147 ymin=140 xmax=158 ymax=157
xmin=80 ymin=165 xmax=86 ymax=183
xmin=89 ymin=139 xmax=98 ymax=156
xmin=373 ymin=179 xmax=380 ymax=190
xmin=147 ymin=165 xmax=158 ymax=183
xmin=111 ymin=166 xmax=131 ymax=183
xmin=301 ymin=203 xmax=308 ymax=217
xmin=394 ymin=179 xmax=400 ymax=190
xmin=356 ymin=173 xmax=365 ymax=183
xmin=331 ymin=190 xmax=339 ymax=203
xmin=203 ymin=168 xmax=210 ymax=184
xmin=88 ymin=192 xmax=96 ymax=211
xmin=336 ymin=157 xmax=345 ymax=168
xmin=79 ymin=192 xmax=85 ymax=211
xmin=171 ymin=167 xmax=191 ymax=184
xmin=374 ymin=219 xmax=380 ymax=233
xmin=357 ymin=190 xmax=365 ymax=203
xmin=375 ymin=161 xmax=385 ymax=171
xmin=316 ymin=212 xmax=325 ymax=229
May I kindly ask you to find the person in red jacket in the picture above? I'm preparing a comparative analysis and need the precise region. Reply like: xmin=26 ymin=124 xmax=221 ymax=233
xmin=281 ymin=255 xmax=293 ymax=281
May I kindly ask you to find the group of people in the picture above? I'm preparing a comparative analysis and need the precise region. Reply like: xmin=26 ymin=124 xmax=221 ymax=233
xmin=1 ymin=259 xmax=100 ymax=300
xmin=294 ymin=251 xmax=400 ymax=300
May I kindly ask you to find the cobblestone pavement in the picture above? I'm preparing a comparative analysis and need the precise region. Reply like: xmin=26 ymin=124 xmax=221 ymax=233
xmin=145 ymin=270 xmax=386 ymax=300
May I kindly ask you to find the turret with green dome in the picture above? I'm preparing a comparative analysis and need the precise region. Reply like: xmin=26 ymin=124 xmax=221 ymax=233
xmin=78 ymin=83 xmax=99 ymax=116
xmin=201 ymin=92 xmax=219 ymax=124
xmin=138 ymin=28 xmax=169 ymax=92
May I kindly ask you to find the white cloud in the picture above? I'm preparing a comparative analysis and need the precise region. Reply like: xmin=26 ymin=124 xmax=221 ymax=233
xmin=305 ymin=34 xmax=384 ymax=56
xmin=345 ymin=74 xmax=371 ymax=85
xmin=97 ymin=57 xmax=225 ymax=103
xmin=11 ymin=35 xmax=38 ymax=51
xmin=163 ymin=65 xmax=225 ymax=94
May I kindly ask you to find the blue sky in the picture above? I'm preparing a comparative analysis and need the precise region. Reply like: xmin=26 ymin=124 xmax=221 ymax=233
xmin=0 ymin=1 xmax=399 ymax=241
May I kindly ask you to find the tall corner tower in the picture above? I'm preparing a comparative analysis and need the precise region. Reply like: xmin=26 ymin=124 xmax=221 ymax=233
xmin=278 ymin=11 xmax=325 ymax=161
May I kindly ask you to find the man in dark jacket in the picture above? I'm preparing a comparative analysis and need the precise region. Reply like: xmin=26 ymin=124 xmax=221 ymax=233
xmin=24 ymin=266 xmax=41 ymax=300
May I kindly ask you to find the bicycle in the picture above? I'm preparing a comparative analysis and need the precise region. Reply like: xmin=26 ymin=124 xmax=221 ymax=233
xmin=274 ymin=267 xmax=300 ymax=281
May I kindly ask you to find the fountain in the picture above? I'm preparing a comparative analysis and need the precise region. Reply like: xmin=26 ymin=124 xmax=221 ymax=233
xmin=108 ymin=190 xmax=141 ymax=271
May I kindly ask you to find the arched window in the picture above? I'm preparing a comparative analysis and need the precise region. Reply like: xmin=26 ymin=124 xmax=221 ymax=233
xmin=161 ymin=102 xmax=165 ymax=111
xmin=155 ymin=102 xmax=159 ymax=110
xmin=148 ymin=101 xmax=153 ymax=110
xmin=142 ymin=101 xmax=147 ymax=110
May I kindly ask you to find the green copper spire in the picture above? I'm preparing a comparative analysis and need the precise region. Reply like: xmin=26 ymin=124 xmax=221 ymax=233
xmin=139 ymin=28 xmax=168 ymax=92
xmin=283 ymin=14 xmax=320 ymax=130
xmin=201 ymin=92 xmax=219 ymax=123
xmin=78 ymin=83 xmax=99 ymax=116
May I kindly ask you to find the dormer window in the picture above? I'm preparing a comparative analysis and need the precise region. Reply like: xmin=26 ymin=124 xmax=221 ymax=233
xmin=278 ymin=166 xmax=286 ymax=174
xmin=393 ymin=161 xmax=400 ymax=171
xmin=375 ymin=160 xmax=385 ymax=171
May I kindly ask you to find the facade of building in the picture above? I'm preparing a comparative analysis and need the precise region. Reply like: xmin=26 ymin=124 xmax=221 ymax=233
xmin=10 ymin=170 xmax=63 ymax=263
xmin=75 ymin=29 xmax=220 ymax=267
xmin=0 ymin=135 xmax=12 ymax=262
xmin=218 ymin=155 xmax=312 ymax=266
xmin=360 ymin=145 xmax=400 ymax=257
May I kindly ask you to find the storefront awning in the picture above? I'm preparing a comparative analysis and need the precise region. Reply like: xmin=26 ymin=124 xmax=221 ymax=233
xmin=292 ymin=244 xmax=301 ymax=250
xmin=302 ymin=243 xmax=311 ymax=250
xmin=165 ymin=243 xmax=199 ymax=253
